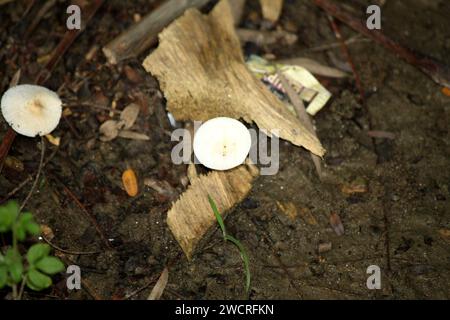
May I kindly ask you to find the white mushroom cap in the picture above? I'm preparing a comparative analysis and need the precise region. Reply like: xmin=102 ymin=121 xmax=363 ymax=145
xmin=1 ymin=84 xmax=62 ymax=137
xmin=193 ymin=117 xmax=251 ymax=171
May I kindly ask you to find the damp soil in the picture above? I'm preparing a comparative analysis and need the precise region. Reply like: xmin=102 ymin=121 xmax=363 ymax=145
xmin=0 ymin=0 xmax=449 ymax=300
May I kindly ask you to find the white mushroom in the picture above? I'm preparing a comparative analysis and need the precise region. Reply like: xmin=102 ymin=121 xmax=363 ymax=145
xmin=1 ymin=84 xmax=62 ymax=137
xmin=193 ymin=117 xmax=252 ymax=171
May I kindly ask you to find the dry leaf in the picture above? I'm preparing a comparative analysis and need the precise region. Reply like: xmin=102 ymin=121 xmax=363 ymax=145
xmin=340 ymin=178 xmax=368 ymax=195
xmin=99 ymin=119 xmax=120 ymax=141
xmin=167 ymin=164 xmax=259 ymax=259
xmin=439 ymin=229 xmax=450 ymax=243
xmin=143 ymin=0 xmax=325 ymax=157
xmin=117 ymin=130 xmax=150 ymax=141
xmin=330 ymin=212 xmax=344 ymax=236
xmin=119 ymin=103 xmax=140 ymax=129
xmin=318 ymin=242 xmax=332 ymax=253
xmin=298 ymin=207 xmax=318 ymax=226
xmin=40 ymin=224 xmax=55 ymax=241
xmin=442 ymin=87 xmax=450 ymax=97
xmin=144 ymin=178 xmax=177 ymax=200
xmin=45 ymin=133 xmax=61 ymax=146
xmin=277 ymin=57 xmax=348 ymax=78
xmin=4 ymin=156 xmax=24 ymax=172
xmin=148 ymin=267 xmax=169 ymax=300
xmin=122 ymin=168 xmax=139 ymax=197
xmin=276 ymin=201 xmax=298 ymax=221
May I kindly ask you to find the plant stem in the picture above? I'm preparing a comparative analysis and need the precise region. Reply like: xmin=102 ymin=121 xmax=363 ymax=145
xmin=17 ymin=275 xmax=27 ymax=300
xmin=20 ymin=136 xmax=45 ymax=212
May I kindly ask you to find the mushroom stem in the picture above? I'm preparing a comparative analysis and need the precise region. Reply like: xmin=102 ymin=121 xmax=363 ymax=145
xmin=19 ymin=136 xmax=45 ymax=212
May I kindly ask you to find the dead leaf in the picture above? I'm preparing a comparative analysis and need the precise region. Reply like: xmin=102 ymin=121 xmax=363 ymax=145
xmin=148 ymin=267 xmax=169 ymax=300
xmin=143 ymin=0 xmax=325 ymax=157
xmin=340 ymin=178 xmax=368 ymax=195
xmin=122 ymin=168 xmax=139 ymax=197
xmin=277 ymin=57 xmax=348 ymax=78
xmin=442 ymin=87 xmax=450 ymax=97
xmin=119 ymin=103 xmax=140 ymax=129
xmin=330 ymin=212 xmax=344 ymax=236
xmin=298 ymin=207 xmax=318 ymax=226
xmin=99 ymin=119 xmax=120 ymax=142
xmin=117 ymin=130 xmax=150 ymax=140
xmin=144 ymin=178 xmax=177 ymax=200
xmin=167 ymin=164 xmax=259 ymax=259
xmin=45 ymin=133 xmax=61 ymax=146
xmin=40 ymin=224 xmax=55 ymax=241
xmin=439 ymin=229 xmax=450 ymax=243
xmin=276 ymin=201 xmax=298 ymax=221
xmin=318 ymin=242 xmax=332 ymax=253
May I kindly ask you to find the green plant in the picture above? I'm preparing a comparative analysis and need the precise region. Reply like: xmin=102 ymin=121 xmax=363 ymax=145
xmin=208 ymin=195 xmax=251 ymax=294
xmin=0 ymin=201 xmax=64 ymax=299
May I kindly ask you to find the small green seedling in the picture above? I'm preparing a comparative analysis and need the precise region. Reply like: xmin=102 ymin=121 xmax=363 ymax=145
xmin=208 ymin=195 xmax=251 ymax=294
xmin=0 ymin=201 xmax=64 ymax=299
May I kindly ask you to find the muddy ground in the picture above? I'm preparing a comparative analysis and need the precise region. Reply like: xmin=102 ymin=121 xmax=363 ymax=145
xmin=0 ymin=0 xmax=449 ymax=299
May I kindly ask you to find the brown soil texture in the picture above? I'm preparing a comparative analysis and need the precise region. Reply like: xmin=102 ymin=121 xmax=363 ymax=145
xmin=0 ymin=0 xmax=449 ymax=299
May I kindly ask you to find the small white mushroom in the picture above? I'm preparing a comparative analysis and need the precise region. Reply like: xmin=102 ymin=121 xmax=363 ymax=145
xmin=1 ymin=84 xmax=62 ymax=137
xmin=193 ymin=117 xmax=251 ymax=171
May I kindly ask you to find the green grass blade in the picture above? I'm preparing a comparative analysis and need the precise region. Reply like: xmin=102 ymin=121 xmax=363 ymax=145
xmin=207 ymin=195 xmax=226 ymax=239
xmin=225 ymin=235 xmax=251 ymax=293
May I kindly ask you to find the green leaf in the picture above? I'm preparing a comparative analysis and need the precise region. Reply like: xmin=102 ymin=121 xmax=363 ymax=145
xmin=0 ymin=265 xmax=7 ymax=289
xmin=36 ymin=257 xmax=64 ymax=275
xmin=15 ymin=224 xmax=26 ymax=241
xmin=27 ymin=243 xmax=51 ymax=264
xmin=5 ymin=248 xmax=23 ymax=284
xmin=208 ymin=195 xmax=227 ymax=239
xmin=26 ymin=222 xmax=41 ymax=236
xmin=226 ymin=235 xmax=251 ymax=293
xmin=27 ymin=269 xmax=52 ymax=291
xmin=0 ymin=201 xmax=19 ymax=232
xmin=17 ymin=212 xmax=40 ymax=238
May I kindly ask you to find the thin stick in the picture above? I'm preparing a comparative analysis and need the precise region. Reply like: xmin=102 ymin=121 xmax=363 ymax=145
xmin=327 ymin=15 xmax=365 ymax=104
xmin=278 ymin=72 xmax=323 ymax=179
xmin=103 ymin=0 xmax=210 ymax=64
xmin=0 ymin=146 xmax=58 ymax=204
xmin=42 ymin=236 xmax=102 ymax=256
xmin=313 ymin=0 xmax=450 ymax=88
xmin=19 ymin=137 xmax=45 ymax=212
xmin=58 ymin=181 xmax=112 ymax=249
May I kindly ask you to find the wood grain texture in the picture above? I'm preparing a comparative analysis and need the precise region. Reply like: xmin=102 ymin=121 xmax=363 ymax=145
xmin=143 ymin=0 xmax=325 ymax=157
xmin=167 ymin=164 xmax=258 ymax=259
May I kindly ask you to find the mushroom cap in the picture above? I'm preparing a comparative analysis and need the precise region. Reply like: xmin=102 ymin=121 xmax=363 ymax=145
xmin=1 ymin=84 xmax=62 ymax=137
xmin=193 ymin=117 xmax=252 ymax=171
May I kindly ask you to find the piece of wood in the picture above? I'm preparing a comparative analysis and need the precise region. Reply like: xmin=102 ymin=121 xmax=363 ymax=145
xmin=143 ymin=0 xmax=325 ymax=157
xmin=167 ymin=164 xmax=258 ymax=259
xmin=259 ymin=0 xmax=283 ymax=23
xmin=229 ymin=0 xmax=246 ymax=26
xmin=103 ymin=0 xmax=210 ymax=64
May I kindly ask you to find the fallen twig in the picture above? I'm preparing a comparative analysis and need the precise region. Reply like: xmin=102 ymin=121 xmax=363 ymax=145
xmin=278 ymin=72 xmax=323 ymax=179
xmin=327 ymin=15 xmax=365 ymax=103
xmin=19 ymin=137 xmax=45 ymax=212
xmin=313 ymin=0 xmax=450 ymax=88
xmin=102 ymin=0 xmax=210 ymax=64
